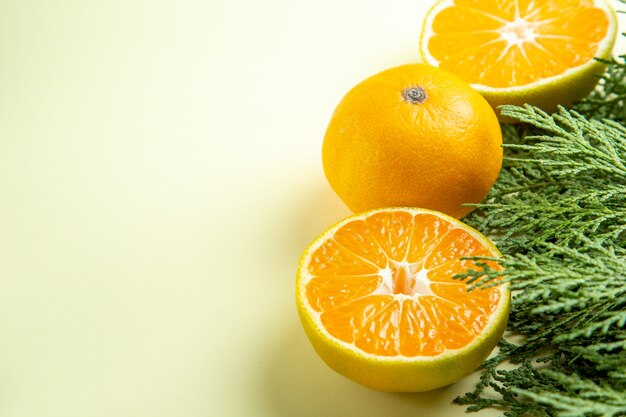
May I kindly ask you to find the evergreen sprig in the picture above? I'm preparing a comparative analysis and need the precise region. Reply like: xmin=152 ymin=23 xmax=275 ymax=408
xmin=453 ymin=54 xmax=626 ymax=417
xmin=575 ymin=53 xmax=626 ymax=122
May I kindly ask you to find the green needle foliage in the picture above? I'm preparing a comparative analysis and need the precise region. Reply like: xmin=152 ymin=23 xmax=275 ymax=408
xmin=453 ymin=53 xmax=626 ymax=417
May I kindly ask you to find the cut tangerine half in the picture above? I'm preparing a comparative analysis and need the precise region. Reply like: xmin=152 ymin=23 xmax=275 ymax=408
xmin=419 ymin=0 xmax=618 ymax=119
xmin=296 ymin=207 xmax=510 ymax=392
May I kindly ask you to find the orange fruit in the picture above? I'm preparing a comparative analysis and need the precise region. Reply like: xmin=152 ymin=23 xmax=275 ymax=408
xmin=420 ymin=0 xmax=618 ymax=119
xmin=322 ymin=63 xmax=502 ymax=219
xmin=296 ymin=207 xmax=510 ymax=392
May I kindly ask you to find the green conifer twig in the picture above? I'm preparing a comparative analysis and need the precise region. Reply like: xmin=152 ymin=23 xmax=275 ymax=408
xmin=451 ymin=54 xmax=626 ymax=416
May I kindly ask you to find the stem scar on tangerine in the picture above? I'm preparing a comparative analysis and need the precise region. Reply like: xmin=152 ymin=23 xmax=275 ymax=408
xmin=402 ymin=86 xmax=428 ymax=104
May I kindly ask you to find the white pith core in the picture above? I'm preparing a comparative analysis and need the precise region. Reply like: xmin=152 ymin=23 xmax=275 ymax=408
xmin=500 ymin=18 xmax=537 ymax=46
xmin=374 ymin=261 xmax=434 ymax=299
xmin=493 ymin=16 xmax=541 ymax=67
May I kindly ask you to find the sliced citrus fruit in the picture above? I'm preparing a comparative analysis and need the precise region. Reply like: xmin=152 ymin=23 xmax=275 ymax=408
xmin=296 ymin=207 xmax=510 ymax=392
xmin=419 ymin=0 xmax=618 ymax=119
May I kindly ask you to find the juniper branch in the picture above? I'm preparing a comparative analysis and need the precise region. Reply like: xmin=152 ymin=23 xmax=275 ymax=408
xmin=455 ymin=102 xmax=626 ymax=417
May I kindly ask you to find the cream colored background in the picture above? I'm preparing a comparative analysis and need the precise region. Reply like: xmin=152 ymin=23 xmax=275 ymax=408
xmin=1 ymin=1 xmax=624 ymax=416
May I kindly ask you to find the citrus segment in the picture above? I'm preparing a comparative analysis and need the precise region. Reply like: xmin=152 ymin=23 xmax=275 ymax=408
xmin=405 ymin=213 xmax=454 ymax=264
xmin=420 ymin=0 xmax=618 ymax=117
xmin=308 ymin=239 xmax=379 ymax=276
xmin=423 ymin=227 xmax=486 ymax=269
xmin=305 ymin=274 xmax=381 ymax=312
xmin=296 ymin=208 xmax=510 ymax=392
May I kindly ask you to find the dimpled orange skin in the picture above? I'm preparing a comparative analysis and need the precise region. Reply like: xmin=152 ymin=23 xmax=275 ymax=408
xmin=322 ymin=64 xmax=503 ymax=219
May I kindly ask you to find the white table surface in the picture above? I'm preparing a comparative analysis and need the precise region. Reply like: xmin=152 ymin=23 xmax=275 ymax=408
xmin=1 ymin=1 xmax=624 ymax=416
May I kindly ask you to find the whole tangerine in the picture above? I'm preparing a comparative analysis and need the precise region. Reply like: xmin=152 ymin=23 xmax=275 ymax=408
xmin=322 ymin=63 xmax=502 ymax=219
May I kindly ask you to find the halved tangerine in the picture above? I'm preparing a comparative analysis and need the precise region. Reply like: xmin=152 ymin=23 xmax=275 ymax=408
xmin=419 ymin=0 xmax=618 ymax=118
xmin=296 ymin=207 xmax=510 ymax=392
